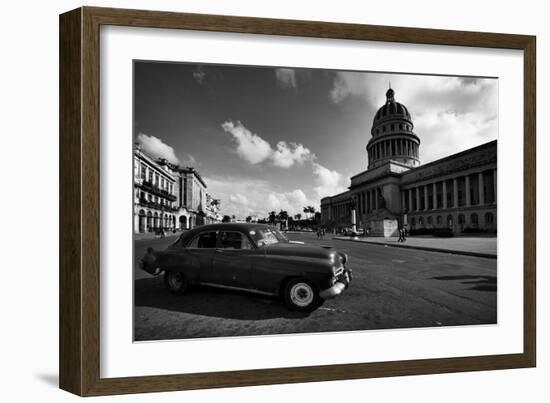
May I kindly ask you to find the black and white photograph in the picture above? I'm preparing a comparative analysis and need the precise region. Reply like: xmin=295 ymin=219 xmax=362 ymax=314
xmin=133 ymin=61 xmax=498 ymax=342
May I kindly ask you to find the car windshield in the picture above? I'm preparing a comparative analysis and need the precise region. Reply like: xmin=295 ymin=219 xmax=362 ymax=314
xmin=249 ymin=227 xmax=289 ymax=247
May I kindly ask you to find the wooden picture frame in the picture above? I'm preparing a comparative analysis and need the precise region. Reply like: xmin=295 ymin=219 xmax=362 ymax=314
xmin=59 ymin=6 xmax=536 ymax=396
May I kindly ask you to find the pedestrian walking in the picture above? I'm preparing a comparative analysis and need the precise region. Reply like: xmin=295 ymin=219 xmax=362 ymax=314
xmin=397 ymin=227 xmax=404 ymax=242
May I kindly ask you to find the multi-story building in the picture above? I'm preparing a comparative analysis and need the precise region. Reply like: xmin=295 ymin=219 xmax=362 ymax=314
xmin=321 ymin=88 xmax=497 ymax=236
xmin=205 ymin=194 xmax=222 ymax=223
xmin=134 ymin=146 xmax=222 ymax=233
xmin=174 ymin=166 xmax=221 ymax=229
xmin=134 ymin=149 xmax=178 ymax=233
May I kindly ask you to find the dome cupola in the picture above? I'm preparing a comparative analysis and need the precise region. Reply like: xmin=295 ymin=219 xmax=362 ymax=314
xmin=366 ymin=87 xmax=420 ymax=169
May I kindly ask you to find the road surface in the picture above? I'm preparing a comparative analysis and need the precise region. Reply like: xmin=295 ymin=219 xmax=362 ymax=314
xmin=134 ymin=232 xmax=496 ymax=341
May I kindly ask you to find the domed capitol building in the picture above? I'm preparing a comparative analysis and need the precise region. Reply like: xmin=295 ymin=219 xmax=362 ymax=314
xmin=320 ymin=87 xmax=497 ymax=237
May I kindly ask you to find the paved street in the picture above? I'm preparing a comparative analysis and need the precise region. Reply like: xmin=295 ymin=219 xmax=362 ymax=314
xmin=134 ymin=232 xmax=496 ymax=341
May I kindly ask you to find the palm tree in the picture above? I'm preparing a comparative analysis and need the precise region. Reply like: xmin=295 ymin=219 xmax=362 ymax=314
xmin=303 ymin=205 xmax=316 ymax=220
xmin=268 ymin=211 xmax=277 ymax=224
xmin=277 ymin=210 xmax=289 ymax=230
xmin=294 ymin=213 xmax=301 ymax=221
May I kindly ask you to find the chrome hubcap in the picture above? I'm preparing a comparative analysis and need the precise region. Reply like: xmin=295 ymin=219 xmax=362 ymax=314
xmin=290 ymin=282 xmax=314 ymax=307
xmin=168 ymin=272 xmax=183 ymax=289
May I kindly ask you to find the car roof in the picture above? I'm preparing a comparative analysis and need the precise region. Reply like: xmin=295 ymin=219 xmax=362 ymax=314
xmin=177 ymin=223 xmax=276 ymax=242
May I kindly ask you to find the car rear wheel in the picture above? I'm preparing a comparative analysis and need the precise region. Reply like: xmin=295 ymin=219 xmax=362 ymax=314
xmin=283 ymin=278 xmax=320 ymax=312
xmin=164 ymin=271 xmax=188 ymax=295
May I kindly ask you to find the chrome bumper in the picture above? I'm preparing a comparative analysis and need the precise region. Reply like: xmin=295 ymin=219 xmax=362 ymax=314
xmin=319 ymin=282 xmax=346 ymax=300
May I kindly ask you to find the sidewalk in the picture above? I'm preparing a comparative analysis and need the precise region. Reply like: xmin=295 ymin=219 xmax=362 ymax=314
xmin=333 ymin=235 xmax=497 ymax=259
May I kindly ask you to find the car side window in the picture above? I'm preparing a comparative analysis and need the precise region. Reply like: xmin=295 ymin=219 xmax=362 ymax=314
xmin=188 ymin=231 xmax=217 ymax=248
xmin=218 ymin=231 xmax=252 ymax=250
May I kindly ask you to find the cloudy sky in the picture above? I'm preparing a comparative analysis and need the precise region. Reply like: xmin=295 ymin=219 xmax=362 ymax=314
xmin=134 ymin=61 xmax=498 ymax=218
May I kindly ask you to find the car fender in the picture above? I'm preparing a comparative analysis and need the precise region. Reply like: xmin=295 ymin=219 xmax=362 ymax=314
xmin=155 ymin=249 xmax=200 ymax=285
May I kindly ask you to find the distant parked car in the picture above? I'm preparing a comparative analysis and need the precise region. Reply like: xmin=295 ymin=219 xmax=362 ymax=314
xmin=343 ymin=228 xmax=363 ymax=237
xmin=141 ymin=223 xmax=352 ymax=311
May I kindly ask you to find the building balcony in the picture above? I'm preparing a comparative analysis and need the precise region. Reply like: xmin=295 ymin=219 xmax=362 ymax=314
xmin=138 ymin=198 xmax=179 ymax=212
xmin=137 ymin=180 xmax=177 ymax=201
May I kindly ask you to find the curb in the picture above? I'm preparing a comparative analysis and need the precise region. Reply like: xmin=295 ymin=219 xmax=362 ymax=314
xmin=332 ymin=237 xmax=497 ymax=259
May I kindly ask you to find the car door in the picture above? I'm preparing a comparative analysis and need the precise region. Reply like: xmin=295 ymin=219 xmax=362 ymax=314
xmin=185 ymin=230 xmax=218 ymax=283
xmin=211 ymin=231 xmax=255 ymax=288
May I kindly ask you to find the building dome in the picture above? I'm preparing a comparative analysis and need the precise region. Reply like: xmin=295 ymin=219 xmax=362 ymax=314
xmin=366 ymin=88 xmax=420 ymax=169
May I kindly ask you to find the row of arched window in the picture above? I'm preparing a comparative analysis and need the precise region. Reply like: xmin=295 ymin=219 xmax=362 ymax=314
xmin=137 ymin=209 xmax=176 ymax=232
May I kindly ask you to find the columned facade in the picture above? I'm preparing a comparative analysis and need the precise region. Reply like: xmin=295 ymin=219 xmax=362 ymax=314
xmin=320 ymin=87 xmax=497 ymax=236
xmin=134 ymin=150 xmax=178 ymax=234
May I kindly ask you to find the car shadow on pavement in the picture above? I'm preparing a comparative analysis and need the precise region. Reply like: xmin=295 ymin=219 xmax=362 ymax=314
xmin=431 ymin=275 xmax=497 ymax=292
xmin=134 ymin=277 xmax=312 ymax=320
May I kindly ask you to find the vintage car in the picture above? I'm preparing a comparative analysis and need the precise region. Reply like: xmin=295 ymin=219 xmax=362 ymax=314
xmin=141 ymin=223 xmax=352 ymax=311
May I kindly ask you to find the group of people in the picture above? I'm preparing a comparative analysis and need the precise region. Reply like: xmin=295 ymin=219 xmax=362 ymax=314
xmin=397 ymin=226 xmax=408 ymax=242
xmin=316 ymin=227 xmax=326 ymax=239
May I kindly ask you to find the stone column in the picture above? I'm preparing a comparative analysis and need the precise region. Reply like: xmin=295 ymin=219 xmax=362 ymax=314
xmin=401 ymin=191 xmax=406 ymax=211
xmin=374 ymin=188 xmax=379 ymax=210
xmin=408 ymin=188 xmax=413 ymax=212
xmin=351 ymin=208 xmax=357 ymax=232
xmin=478 ymin=172 xmax=485 ymax=205
xmin=465 ymin=175 xmax=471 ymax=206
xmin=423 ymin=185 xmax=429 ymax=210
xmin=453 ymin=178 xmax=458 ymax=208
xmin=442 ymin=180 xmax=447 ymax=209
xmin=433 ymin=183 xmax=437 ymax=209
xmin=415 ymin=187 xmax=420 ymax=211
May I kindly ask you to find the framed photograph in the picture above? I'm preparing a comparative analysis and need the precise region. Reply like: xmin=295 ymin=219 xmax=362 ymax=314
xmin=59 ymin=6 xmax=536 ymax=396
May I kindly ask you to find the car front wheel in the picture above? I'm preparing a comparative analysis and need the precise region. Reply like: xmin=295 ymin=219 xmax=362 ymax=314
xmin=283 ymin=278 xmax=320 ymax=312
xmin=164 ymin=271 xmax=188 ymax=295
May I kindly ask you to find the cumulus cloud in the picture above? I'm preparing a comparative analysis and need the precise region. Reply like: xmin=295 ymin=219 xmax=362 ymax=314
xmin=221 ymin=121 xmax=273 ymax=165
xmin=272 ymin=141 xmax=313 ymax=168
xmin=229 ymin=193 xmax=249 ymax=207
xmin=312 ymin=162 xmax=347 ymax=199
xmin=275 ymin=68 xmax=297 ymax=88
xmin=329 ymin=72 xmax=498 ymax=163
xmin=267 ymin=189 xmax=309 ymax=213
xmin=221 ymin=121 xmax=312 ymax=168
xmin=181 ymin=154 xmax=197 ymax=167
xmin=136 ymin=133 xmax=179 ymax=164
xmin=206 ymin=176 xmax=317 ymax=218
